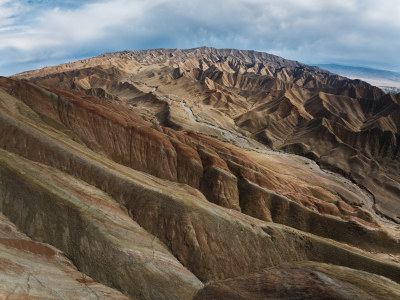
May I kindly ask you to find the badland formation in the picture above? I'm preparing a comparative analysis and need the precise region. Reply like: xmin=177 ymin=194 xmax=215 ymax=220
xmin=0 ymin=47 xmax=399 ymax=299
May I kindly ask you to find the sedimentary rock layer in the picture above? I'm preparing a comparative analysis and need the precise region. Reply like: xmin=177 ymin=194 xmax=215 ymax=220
xmin=0 ymin=213 xmax=131 ymax=299
xmin=193 ymin=262 xmax=400 ymax=300
xmin=0 ymin=47 xmax=399 ymax=299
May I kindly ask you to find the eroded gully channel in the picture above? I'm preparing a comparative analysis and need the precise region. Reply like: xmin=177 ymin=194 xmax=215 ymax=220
xmin=134 ymin=82 xmax=399 ymax=231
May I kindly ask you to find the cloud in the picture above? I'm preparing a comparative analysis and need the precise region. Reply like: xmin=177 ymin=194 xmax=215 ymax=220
xmin=0 ymin=0 xmax=26 ymax=27
xmin=0 ymin=0 xmax=399 ymax=75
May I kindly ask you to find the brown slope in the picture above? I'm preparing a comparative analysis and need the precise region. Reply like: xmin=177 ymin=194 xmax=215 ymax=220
xmin=1 ymin=76 xmax=398 ymax=253
xmin=237 ymin=90 xmax=400 ymax=221
xmin=14 ymin=48 xmax=398 ymax=222
xmin=1 ymin=80 xmax=400 ymax=290
xmin=0 ymin=149 xmax=202 ymax=300
xmin=0 ymin=213 xmax=131 ymax=300
xmin=193 ymin=262 xmax=400 ymax=300
xmin=2 ymin=47 xmax=400 ymax=298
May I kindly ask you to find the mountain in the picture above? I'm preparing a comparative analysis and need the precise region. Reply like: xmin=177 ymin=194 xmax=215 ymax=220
xmin=317 ymin=64 xmax=400 ymax=94
xmin=0 ymin=47 xmax=399 ymax=299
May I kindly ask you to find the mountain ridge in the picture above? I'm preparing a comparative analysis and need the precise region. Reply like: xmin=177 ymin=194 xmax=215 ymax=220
xmin=316 ymin=63 xmax=400 ymax=94
xmin=1 ymin=47 xmax=399 ymax=299
xmin=14 ymin=47 xmax=383 ymax=99
xmin=11 ymin=47 xmax=399 ymax=222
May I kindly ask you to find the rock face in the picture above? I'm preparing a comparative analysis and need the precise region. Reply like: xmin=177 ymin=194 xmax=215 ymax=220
xmin=0 ymin=47 xmax=399 ymax=299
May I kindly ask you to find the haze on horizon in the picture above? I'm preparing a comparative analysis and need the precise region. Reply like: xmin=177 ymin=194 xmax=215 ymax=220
xmin=0 ymin=0 xmax=399 ymax=76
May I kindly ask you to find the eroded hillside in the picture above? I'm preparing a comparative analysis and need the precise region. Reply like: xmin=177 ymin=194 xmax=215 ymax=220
xmin=1 ymin=47 xmax=399 ymax=299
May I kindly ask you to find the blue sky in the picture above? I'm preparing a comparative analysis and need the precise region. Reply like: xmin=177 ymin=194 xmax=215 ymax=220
xmin=1 ymin=0 xmax=400 ymax=76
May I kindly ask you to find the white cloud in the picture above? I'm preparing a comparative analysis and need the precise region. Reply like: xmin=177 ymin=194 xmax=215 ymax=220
xmin=0 ymin=0 xmax=27 ymax=27
xmin=0 ymin=0 xmax=400 ymax=75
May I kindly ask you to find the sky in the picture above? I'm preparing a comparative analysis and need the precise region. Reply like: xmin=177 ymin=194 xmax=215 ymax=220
xmin=0 ymin=0 xmax=399 ymax=76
